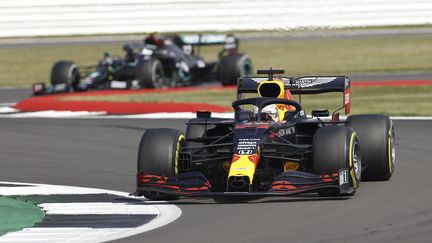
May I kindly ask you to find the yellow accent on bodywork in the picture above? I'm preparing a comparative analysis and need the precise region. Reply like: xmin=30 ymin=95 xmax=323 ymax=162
xmin=349 ymin=132 xmax=358 ymax=188
xmin=228 ymin=155 xmax=257 ymax=183
xmin=174 ymin=134 xmax=184 ymax=175
xmin=258 ymin=80 xmax=285 ymax=99
xmin=276 ymin=104 xmax=287 ymax=123
xmin=284 ymin=161 xmax=299 ymax=171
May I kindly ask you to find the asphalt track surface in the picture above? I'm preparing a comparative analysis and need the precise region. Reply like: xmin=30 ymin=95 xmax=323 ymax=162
xmin=0 ymin=117 xmax=431 ymax=243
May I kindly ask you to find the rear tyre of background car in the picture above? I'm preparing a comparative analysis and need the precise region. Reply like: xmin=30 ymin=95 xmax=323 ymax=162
xmin=136 ymin=58 xmax=166 ymax=88
xmin=347 ymin=115 xmax=395 ymax=181
xmin=50 ymin=61 xmax=80 ymax=92
xmin=137 ymin=128 xmax=185 ymax=200
xmin=313 ymin=126 xmax=361 ymax=196
xmin=218 ymin=54 xmax=253 ymax=86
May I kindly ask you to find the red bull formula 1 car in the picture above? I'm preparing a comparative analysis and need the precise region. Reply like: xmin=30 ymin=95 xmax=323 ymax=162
xmin=133 ymin=69 xmax=395 ymax=201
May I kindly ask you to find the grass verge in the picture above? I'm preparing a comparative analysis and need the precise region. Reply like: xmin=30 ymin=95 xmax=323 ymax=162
xmin=0 ymin=196 xmax=44 ymax=236
xmin=62 ymin=85 xmax=432 ymax=116
xmin=1 ymin=34 xmax=432 ymax=87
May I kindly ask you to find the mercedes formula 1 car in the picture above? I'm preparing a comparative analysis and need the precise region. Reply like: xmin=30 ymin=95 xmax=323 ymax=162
xmin=32 ymin=34 xmax=253 ymax=95
xmin=133 ymin=69 xmax=395 ymax=201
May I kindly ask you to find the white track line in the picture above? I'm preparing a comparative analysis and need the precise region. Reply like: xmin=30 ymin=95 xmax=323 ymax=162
xmin=0 ymin=183 xmax=116 ymax=195
xmin=0 ymin=110 xmax=107 ymax=117
xmin=0 ymin=181 xmax=182 ymax=243
xmin=0 ymin=106 xmax=18 ymax=113
xmin=41 ymin=202 xmax=159 ymax=215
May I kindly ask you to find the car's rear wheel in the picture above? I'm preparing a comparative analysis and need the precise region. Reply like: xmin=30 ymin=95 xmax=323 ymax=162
xmin=347 ymin=115 xmax=395 ymax=181
xmin=137 ymin=128 xmax=185 ymax=200
xmin=51 ymin=61 xmax=80 ymax=92
xmin=136 ymin=58 xmax=166 ymax=88
xmin=313 ymin=126 xmax=361 ymax=196
xmin=218 ymin=54 xmax=253 ymax=86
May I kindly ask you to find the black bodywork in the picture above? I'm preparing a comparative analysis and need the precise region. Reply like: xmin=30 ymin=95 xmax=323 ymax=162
xmin=33 ymin=34 xmax=252 ymax=95
xmin=135 ymin=72 xmax=357 ymax=198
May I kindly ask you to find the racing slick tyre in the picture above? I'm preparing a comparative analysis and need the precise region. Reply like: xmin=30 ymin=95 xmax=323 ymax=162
xmin=50 ymin=61 xmax=80 ymax=92
xmin=137 ymin=128 xmax=185 ymax=200
xmin=313 ymin=126 xmax=361 ymax=196
xmin=347 ymin=115 xmax=395 ymax=181
xmin=218 ymin=54 xmax=253 ymax=86
xmin=136 ymin=58 xmax=166 ymax=88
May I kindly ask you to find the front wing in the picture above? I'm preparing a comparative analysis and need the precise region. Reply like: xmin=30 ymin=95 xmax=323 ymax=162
xmin=134 ymin=169 xmax=355 ymax=198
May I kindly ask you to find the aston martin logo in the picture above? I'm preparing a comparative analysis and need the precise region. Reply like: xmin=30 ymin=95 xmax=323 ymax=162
xmin=294 ymin=77 xmax=337 ymax=88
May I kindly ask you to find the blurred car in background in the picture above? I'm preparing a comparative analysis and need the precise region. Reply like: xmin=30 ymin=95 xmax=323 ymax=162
xmin=32 ymin=34 xmax=253 ymax=95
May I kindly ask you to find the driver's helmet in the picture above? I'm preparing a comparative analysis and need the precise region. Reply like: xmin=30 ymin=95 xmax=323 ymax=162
xmin=259 ymin=104 xmax=279 ymax=122
xmin=103 ymin=51 xmax=112 ymax=58
xmin=144 ymin=34 xmax=162 ymax=46
xmin=101 ymin=52 xmax=113 ymax=65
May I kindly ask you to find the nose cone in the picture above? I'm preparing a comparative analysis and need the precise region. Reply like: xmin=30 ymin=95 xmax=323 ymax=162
xmin=228 ymin=154 xmax=260 ymax=184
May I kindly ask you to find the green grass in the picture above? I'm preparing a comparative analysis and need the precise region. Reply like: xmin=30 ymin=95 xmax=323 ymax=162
xmin=1 ymin=34 xmax=432 ymax=87
xmin=0 ymin=196 xmax=44 ymax=236
xmin=62 ymin=86 xmax=432 ymax=116
xmin=241 ymin=36 xmax=432 ymax=75
xmin=0 ymin=44 xmax=122 ymax=87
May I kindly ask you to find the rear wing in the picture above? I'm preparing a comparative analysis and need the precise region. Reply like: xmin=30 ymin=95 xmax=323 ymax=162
xmin=237 ymin=76 xmax=351 ymax=114
xmin=180 ymin=34 xmax=238 ymax=51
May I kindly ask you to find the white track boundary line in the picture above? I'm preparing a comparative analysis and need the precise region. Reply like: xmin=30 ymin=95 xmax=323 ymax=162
xmin=0 ymin=181 xmax=182 ymax=243
xmin=0 ymin=106 xmax=19 ymax=113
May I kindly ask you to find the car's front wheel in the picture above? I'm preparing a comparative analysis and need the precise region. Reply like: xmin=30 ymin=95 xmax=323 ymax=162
xmin=137 ymin=128 xmax=185 ymax=200
xmin=51 ymin=61 xmax=80 ymax=92
xmin=312 ymin=126 xmax=361 ymax=196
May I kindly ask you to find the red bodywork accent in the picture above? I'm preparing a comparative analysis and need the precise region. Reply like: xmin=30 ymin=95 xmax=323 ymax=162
xmin=248 ymin=154 xmax=260 ymax=166
xmin=270 ymin=172 xmax=339 ymax=192
xmin=331 ymin=113 xmax=340 ymax=123
xmin=279 ymin=87 xmax=296 ymax=111
xmin=344 ymin=88 xmax=351 ymax=114
xmin=231 ymin=154 xmax=241 ymax=162
xmin=137 ymin=173 xmax=211 ymax=193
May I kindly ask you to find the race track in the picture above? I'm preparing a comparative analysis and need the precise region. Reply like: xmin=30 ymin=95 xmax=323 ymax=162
xmin=0 ymin=117 xmax=431 ymax=243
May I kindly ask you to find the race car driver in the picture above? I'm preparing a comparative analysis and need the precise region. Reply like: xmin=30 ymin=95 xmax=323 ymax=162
xmin=257 ymin=76 xmax=296 ymax=123
xmin=261 ymin=104 xmax=280 ymax=123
